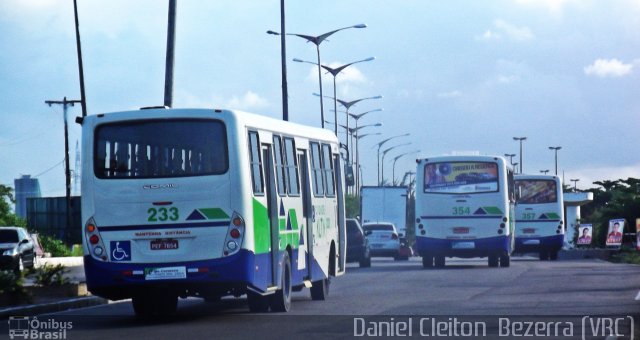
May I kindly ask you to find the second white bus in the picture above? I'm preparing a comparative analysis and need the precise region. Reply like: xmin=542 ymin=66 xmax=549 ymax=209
xmin=415 ymin=156 xmax=515 ymax=268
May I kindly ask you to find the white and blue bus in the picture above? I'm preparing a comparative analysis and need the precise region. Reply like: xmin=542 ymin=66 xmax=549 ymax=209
xmin=79 ymin=108 xmax=346 ymax=316
xmin=415 ymin=156 xmax=515 ymax=268
xmin=514 ymin=174 xmax=564 ymax=260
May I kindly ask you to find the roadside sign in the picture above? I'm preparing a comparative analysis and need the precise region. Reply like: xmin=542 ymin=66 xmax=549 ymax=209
xmin=576 ymin=224 xmax=592 ymax=246
xmin=606 ymin=219 xmax=625 ymax=248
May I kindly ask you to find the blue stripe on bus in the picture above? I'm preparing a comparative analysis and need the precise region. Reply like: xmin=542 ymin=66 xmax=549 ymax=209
xmin=97 ymin=221 xmax=229 ymax=232
xmin=420 ymin=215 xmax=503 ymax=220
xmin=515 ymin=219 xmax=561 ymax=223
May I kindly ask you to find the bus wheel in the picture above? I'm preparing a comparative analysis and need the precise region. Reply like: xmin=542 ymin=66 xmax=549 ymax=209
xmin=132 ymin=292 xmax=178 ymax=318
xmin=269 ymin=253 xmax=292 ymax=312
xmin=422 ymin=255 xmax=434 ymax=269
xmin=310 ymin=278 xmax=330 ymax=301
xmin=247 ymin=291 xmax=270 ymax=313
xmin=500 ymin=253 xmax=511 ymax=267
xmin=488 ymin=255 xmax=499 ymax=267
xmin=539 ymin=250 xmax=549 ymax=261
xmin=549 ymin=251 xmax=558 ymax=261
xmin=435 ymin=256 xmax=445 ymax=268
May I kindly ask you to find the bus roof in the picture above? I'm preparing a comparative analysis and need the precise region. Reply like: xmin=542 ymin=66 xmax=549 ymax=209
xmin=515 ymin=174 xmax=562 ymax=182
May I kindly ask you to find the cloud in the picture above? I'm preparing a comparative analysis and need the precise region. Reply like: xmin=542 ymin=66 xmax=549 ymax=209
xmin=584 ymin=59 xmax=634 ymax=77
xmin=514 ymin=0 xmax=581 ymax=13
xmin=226 ymin=91 xmax=269 ymax=111
xmin=437 ymin=90 xmax=462 ymax=98
xmin=569 ymin=162 xmax=640 ymax=189
xmin=476 ymin=20 xmax=533 ymax=42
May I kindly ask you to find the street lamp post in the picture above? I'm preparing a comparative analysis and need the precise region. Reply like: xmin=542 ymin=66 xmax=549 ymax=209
xmin=392 ymin=150 xmax=420 ymax=185
xmin=381 ymin=142 xmax=412 ymax=185
xmin=513 ymin=137 xmax=527 ymax=174
xmin=570 ymin=178 xmax=580 ymax=191
xmin=504 ymin=153 xmax=516 ymax=165
xmin=268 ymin=24 xmax=367 ymax=127
xmin=294 ymin=57 xmax=375 ymax=134
xmin=375 ymin=133 xmax=410 ymax=185
xmin=549 ymin=146 xmax=562 ymax=175
xmin=512 ymin=162 xmax=519 ymax=174
xmin=540 ymin=170 xmax=550 ymax=175
xmin=355 ymin=132 xmax=381 ymax=192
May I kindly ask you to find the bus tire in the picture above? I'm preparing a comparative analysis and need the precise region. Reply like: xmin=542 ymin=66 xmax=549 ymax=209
xmin=488 ymin=255 xmax=499 ymax=267
xmin=549 ymin=250 xmax=558 ymax=261
xmin=539 ymin=250 xmax=549 ymax=261
xmin=500 ymin=253 xmax=511 ymax=267
xmin=435 ymin=256 xmax=445 ymax=268
xmin=247 ymin=291 xmax=270 ymax=313
xmin=269 ymin=253 xmax=292 ymax=312
xmin=422 ymin=255 xmax=434 ymax=268
xmin=132 ymin=292 xmax=177 ymax=317
xmin=310 ymin=278 xmax=330 ymax=301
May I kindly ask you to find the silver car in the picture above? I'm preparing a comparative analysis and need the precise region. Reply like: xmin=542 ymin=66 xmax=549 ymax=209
xmin=362 ymin=222 xmax=400 ymax=259
xmin=0 ymin=226 xmax=36 ymax=274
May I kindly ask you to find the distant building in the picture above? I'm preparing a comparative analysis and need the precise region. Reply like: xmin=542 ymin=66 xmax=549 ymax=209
xmin=14 ymin=175 xmax=41 ymax=218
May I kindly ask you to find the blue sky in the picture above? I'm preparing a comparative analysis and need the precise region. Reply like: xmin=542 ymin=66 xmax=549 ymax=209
xmin=1 ymin=0 xmax=638 ymax=197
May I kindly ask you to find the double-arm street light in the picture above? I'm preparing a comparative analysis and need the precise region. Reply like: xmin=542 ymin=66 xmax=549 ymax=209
xmin=375 ymin=133 xmax=410 ymax=185
xmin=540 ymin=170 xmax=550 ymax=175
xmin=294 ymin=57 xmax=375 ymax=134
xmin=381 ymin=143 xmax=412 ymax=185
xmin=513 ymin=137 xmax=527 ymax=174
xmin=392 ymin=150 xmax=420 ymax=185
xmin=504 ymin=153 xmax=516 ymax=165
xmin=268 ymin=24 xmax=367 ymax=127
xmin=570 ymin=178 xmax=580 ymax=191
xmin=548 ymin=146 xmax=562 ymax=175
xmin=355 ymin=132 xmax=381 ymax=191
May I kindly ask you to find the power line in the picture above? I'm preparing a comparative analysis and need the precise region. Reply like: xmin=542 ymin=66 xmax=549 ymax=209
xmin=33 ymin=158 xmax=65 ymax=178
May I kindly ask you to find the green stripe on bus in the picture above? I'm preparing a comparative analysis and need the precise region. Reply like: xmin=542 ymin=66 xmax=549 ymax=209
xmin=546 ymin=212 xmax=560 ymax=219
xmin=200 ymin=208 xmax=229 ymax=220
xmin=252 ymin=199 xmax=270 ymax=254
xmin=483 ymin=206 xmax=503 ymax=215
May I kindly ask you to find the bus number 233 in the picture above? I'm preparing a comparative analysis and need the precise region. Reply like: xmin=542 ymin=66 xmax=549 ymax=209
xmin=148 ymin=207 xmax=179 ymax=222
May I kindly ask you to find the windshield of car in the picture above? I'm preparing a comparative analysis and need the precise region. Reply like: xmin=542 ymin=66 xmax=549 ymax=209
xmin=0 ymin=230 xmax=19 ymax=243
xmin=363 ymin=224 xmax=394 ymax=232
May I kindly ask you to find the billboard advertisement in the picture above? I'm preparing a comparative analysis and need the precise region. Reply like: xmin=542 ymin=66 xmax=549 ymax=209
xmin=516 ymin=180 xmax=558 ymax=204
xmin=424 ymin=162 xmax=498 ymax=194
xmin=606 ymin=219 xmax=625 ymax=247
xmin=576 ymin=224 xmax=592 ymax=245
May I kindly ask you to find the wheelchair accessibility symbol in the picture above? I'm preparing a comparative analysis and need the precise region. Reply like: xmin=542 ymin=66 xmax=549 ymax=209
xmin=110 ymin=241 xmax=131 ymax=262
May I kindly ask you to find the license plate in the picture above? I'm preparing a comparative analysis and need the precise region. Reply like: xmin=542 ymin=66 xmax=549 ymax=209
xmin=145 ymin=266 xmax=186 ymax=280
xmin=523 ymin=228 xmax=536 ymax=234
xmin=453 ymin=227 xmax=470 ymax=234
xmin=370 ymin=244 xmax=383 ymax=248
xmin=452 ymin=242 xmax=475 ymax=249
xmin=150 ymin=239 xmax=179 ymax=250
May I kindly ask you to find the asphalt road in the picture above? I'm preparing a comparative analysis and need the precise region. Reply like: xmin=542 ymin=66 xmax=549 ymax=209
xmin=6 ymin=256 xmax=640 ymax=339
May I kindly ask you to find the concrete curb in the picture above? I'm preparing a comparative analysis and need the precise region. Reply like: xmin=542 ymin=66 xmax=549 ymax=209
xmin=36 ymin=257 xmax=84 ymax=267
xmin=0 ymin=296 xmax=107 ymax=319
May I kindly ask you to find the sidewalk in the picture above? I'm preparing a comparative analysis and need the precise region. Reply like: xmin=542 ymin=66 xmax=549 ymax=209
xmin=1 ymin=257 xmax=108 ymax=319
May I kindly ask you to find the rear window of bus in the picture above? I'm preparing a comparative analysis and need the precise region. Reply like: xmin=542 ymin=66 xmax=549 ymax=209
xmin=94 ymin=119 xmax=228 ymax=179
xmin=516 ymin=180 xmax=558 ymax=204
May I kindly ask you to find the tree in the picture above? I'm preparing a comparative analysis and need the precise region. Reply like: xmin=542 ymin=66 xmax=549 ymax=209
xmin=0 ymin=184 xmax=25 ymax=227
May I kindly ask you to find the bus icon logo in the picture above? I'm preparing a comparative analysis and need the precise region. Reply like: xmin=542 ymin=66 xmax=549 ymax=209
xmin=8 ymin=316 xmax=29 ymax=339
xmin=110 ymin=241 xmax=131 ymax=262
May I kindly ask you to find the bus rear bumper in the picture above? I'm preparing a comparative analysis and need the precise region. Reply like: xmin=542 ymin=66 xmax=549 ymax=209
xmin=415 ymin=236 xmax=511 ymax=258
xmin=83 ymin=249 xmax=260 ymax=300
xmin=514 ymin=234 xmax=564 ymax=253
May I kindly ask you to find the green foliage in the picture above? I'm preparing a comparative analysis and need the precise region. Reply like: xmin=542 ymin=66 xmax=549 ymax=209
xmin=0 ymin=184 xmax=27 ymax=227
xmin=71 ymin=244 xmax=83 ymax=256
xmin=610 ymin=249 xmax=640 ymax=265
xmin=0 ymin=270 xmax=31 ymax=303
xmin=345 ymin=194 xmax=360 ymax=219
xmin=39 ymin=234 xmax=72 ymax=257
xmin=34 ymin=264 xmax=70 ymax=287
xmin=581 ymin=178 xmax=640 ymax=247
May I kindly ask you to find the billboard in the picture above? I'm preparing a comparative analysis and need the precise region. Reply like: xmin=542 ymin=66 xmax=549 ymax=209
xmin=424 ymin=162 xmax=498 ymax=194
xmin=516 ymin=180 xmax=558 ymax=204
xmin=605 ymin=219 xmax=625 ymax=247
xmin=576 ymin=224 xmax=592 ymax=245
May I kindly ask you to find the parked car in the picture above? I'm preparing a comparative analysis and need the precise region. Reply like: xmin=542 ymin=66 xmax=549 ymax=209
xmin=346 ymin=218 xmax=371 ymax=267
xmin=362 ymin=222 xmax=401 ymax=259
xmin=0 ymin=226 xmax=36 ymax=275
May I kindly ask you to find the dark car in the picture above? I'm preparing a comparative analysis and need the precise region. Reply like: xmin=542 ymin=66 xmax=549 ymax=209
xmin=346 ymin=219 xmax=371 ymax=268
xmin=0 ymin=226 xmax=36 ymax=275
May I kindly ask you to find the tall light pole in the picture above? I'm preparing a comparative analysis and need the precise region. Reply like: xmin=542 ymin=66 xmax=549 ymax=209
xmin=513 ymin=137 xmax=527 ymax=174
xmin=163 ymin=0 xmax=177 ymax=108
xmin=540 ymin=170 xmax=550 ymax=175
xmin=381 ymin=143 xmax=412 ymax=185
xmin=268 ymin=24 xmax=367 ymax=127
xmin=549 ymin=146 xmax=562 ymax=175
xmin=504 ymin=153 xmax=516 ymax=165
xmin=375 ymin=133 xmax=410 ymax=185
xmin=293 ymin=57 xmax=375 ymax=134
xmin=570 ymin=178 xmax=579 ymax=191
xmin=355 ymin=132 xmax=381 ymax=192
xmin=392 ymin=150 xmax=420 ymax=185
xmin=72 ymin=0 xmax=87 ymax=118
xmin=512 ymin=162 xmax=519 ymax=174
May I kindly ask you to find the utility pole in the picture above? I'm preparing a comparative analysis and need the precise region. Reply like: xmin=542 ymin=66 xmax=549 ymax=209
xmin=72 ymin=0 xmax=88 ymax=118
xmin=279 ymin=0 xmax=288 ymax=121
xmin=164 ymin=0 xmax=177 ymax=107
xmin=46 ymin=97 xmax=81 ymax=239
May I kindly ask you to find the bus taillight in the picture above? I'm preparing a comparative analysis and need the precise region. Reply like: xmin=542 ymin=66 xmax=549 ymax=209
xmin=224 ymin=212 xmax=245 ymax=256
xmin=85 ymin=217 xmax=107 ymax=261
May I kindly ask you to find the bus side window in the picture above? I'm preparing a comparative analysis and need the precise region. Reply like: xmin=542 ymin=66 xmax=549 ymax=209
xmin=284 ymin=137 xmax=300 ymax=196
xmin=273 ymin=135 xmax=287 ymax=196
xmin=321 ymin=144 xmax=335 ymax=197
xmin=310 ymin=142 xmax=325 ymax=197
xmin=248 ymin=132 xmax=264 ymax=195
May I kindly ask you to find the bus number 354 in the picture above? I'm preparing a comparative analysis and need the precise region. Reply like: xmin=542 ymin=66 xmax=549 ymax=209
xmin=148 ymin=207 xmax=179 ymax=222
xmin=452 ymin=207 xmax=470 ymax=215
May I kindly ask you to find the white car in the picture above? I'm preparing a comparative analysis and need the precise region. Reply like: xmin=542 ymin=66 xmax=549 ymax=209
xmin=362 ymin=222 xmax=400 ymax=259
